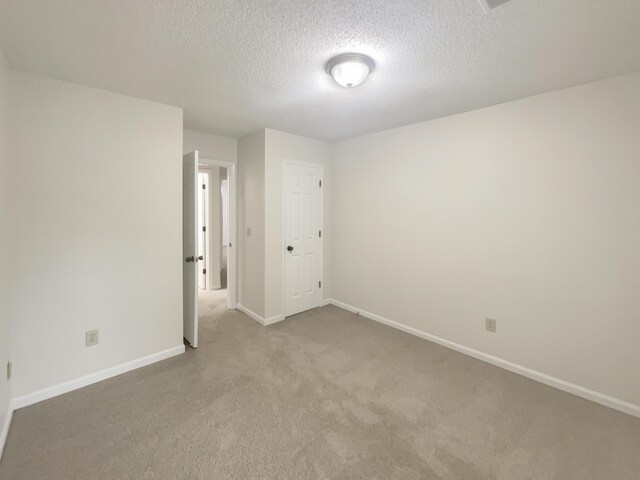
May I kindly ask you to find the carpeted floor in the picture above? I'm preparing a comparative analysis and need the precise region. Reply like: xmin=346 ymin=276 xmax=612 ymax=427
xmin=1 ymin=290 xmax=639 ymax=479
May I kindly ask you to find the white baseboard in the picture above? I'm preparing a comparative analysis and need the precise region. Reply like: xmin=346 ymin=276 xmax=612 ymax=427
xmin=264 ymin=314 xmax=286 ymax=325
xmin=0 ymin=406 xmax=13 ymax=461
xmin=11 ymin=345 xmax=185 ymax=411
xmin=237 ymin=304 xmax=286 ymax=326
xmin=326 ymin=298 xmax=640 ymax=418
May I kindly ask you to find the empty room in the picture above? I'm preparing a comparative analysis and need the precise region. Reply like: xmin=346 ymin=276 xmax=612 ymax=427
xmin=0 ymin=1 xmax=639 ymax=479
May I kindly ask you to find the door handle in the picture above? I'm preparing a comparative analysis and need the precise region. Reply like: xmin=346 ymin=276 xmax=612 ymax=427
xmin=185 ymin=256 xmax=194 ymax=263
xmin=198 ymin=255 xmax=204 ymax=260
xmin=287 ymin=246 xmax=293 ymax=252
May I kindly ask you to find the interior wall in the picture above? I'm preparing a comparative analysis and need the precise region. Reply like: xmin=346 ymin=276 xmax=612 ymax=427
xmin=183 ymin=129 xmax=237 ymax=164
xmin=331 ymin=71 xmax=640 ymax=407
xmin=0 ymin=46 xmax=12 ymax=434
xmin=10 ymin=72 xmax=184 ymax=398
xmin=264 ymin=129 xmax=332 ymax=319
xmin=237 ymin=130 xmax=266 ymax=317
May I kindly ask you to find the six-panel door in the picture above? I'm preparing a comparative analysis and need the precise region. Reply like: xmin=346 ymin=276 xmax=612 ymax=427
xmin=284 ymin=162 xmax=323 ymax=317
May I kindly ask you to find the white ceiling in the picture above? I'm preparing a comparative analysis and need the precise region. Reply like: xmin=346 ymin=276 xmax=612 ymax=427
xmin=1 ymin=0 xmax=639 ymax=141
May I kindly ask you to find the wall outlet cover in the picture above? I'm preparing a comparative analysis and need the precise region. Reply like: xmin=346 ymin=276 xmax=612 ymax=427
xmin=85 ymin=329 xmax=99 ymax=347
xmin=485 ymin=318 xmax=497 ymax=333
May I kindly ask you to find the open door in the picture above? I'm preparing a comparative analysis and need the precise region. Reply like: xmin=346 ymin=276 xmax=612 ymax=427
xmin=183 ymin=151 xmax=199 ymax=348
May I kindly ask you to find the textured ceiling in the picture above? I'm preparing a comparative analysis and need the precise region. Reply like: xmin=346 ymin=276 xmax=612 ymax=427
xmin=1 ymin=0 xmax=640 ymax=141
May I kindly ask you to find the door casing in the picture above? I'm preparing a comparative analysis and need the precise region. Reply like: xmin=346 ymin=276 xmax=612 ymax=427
xmin=198 ymin=158 xmax=238 ymax=310
xmin=197 ymin=169 xmax=210 ymax=291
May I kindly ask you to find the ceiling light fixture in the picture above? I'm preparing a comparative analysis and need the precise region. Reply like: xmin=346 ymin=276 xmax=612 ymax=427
xmin=326 ymin=53 xmax=374 ymax=88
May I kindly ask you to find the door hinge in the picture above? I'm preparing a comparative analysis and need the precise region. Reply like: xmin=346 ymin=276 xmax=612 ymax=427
xmin=203 ymin=226 xmax=206 ymax=232
xmin=202 ymin=184 xmax=206 ymax=189
xmin=319 ymin=281 xmax=322 ymax=288
xmin=319 ymin=180 xmax=322 ymax=187
xmin=203 ymin=268 xmax=207 ymax=274
xmin=319 ymin=230 xmax=322 ymax=238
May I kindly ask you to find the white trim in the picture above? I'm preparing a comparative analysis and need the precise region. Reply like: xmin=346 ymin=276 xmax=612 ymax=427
xmin=237 ymin=304 xmax=286 ymax=326
xmin=236 ymin=303 xmax=262 ymax=324
xmin=282 ymin=159 xmax=325 ymax=168
xmin=11 ymin=345 xmax=185 ymax=410
xmin=0 ymin=406 xmax=13 ymax=461
xmin=325 ymin=299 xmax=640 ymax=418
xmin=196 ymin=167 xmax=214 ymax=291
xmin=198 ymin=158 xmax=237 ymax=310
xmin=264 ymin=314 xmax=286 ymax=326
xmin=281 ymin=159 xmax=324 ymax=318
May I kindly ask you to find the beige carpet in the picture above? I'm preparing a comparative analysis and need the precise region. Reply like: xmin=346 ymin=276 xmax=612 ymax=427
xmin=1 ymin=290 xmax=639 ymax=479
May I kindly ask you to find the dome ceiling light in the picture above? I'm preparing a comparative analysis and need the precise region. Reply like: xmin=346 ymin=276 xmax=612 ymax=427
xmin=326 ymin=53 xmax=374 ymax=88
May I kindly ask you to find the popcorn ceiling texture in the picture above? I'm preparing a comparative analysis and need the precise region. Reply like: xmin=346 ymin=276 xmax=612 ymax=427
xmin=0 ymin=0 xmax=639 ymax=141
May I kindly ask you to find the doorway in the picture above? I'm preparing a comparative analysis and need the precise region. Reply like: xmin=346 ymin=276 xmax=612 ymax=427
xmin=197 ymin=167 xmax=227 ymax=292
xmin=183 ymin=151 xmax=237 ymax=348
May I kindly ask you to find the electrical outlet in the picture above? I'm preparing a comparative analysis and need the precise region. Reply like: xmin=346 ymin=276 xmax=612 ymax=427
xmin=85 ymin=329 xmax=99 ymax=347
xmin=6 ymin=361 xmax=11 ymax=380
xmin=485 ymin=318 xmax=497 ymax=333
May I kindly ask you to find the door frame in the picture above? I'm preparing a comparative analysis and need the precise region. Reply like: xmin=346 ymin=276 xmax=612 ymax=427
xmin=281 ymin=159 xmax=324 ymax=317
xmin=198 ymin=158 xmax=238 ymax=309
xmin=197 ymin=168 xmax=211 ymax=291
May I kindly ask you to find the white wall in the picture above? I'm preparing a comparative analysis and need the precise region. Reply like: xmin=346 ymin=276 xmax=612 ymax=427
xmin=183 ymin=129 xmax=237 ymax=164
xmin=237 ymin=130 xmax=266 ymax=317
xmin=236 ymin=128 xmax=332 ymax=319
xmin=0 ymin=46 xmax=13 ymax=440
xmin=10 ymin=72 xmax=184 ymax=398
xmin=331 ymin=71 xmax=640 ymax=407
xmin=264 ymin=129 xmax=332 ymax=318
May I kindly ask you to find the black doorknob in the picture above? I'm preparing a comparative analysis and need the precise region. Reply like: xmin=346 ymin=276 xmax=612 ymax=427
xmin=185 ymin=256 xmax=194 ymax=262
xmin=287 ymin=245 xmax=293 ymax=252
xmin=198 ymin=255 xmax=204 ymax=260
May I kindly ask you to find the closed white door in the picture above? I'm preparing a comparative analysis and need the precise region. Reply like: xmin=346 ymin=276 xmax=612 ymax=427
xmin=183 ymin=151 xmax=198 ymax=348
xmin=284 ymin=161 xmax=323 ymax=317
